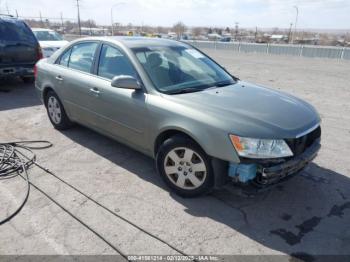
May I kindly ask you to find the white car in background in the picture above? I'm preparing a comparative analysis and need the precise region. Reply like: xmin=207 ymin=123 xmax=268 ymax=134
xmin=31 ymin=28 xmax=69 ymax=57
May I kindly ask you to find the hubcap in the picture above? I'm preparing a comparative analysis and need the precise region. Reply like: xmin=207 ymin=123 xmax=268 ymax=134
xmin=164 ymin=147 xmax=207 ymax=190
xmin=47 ymin=96 xmax=62 ymax=124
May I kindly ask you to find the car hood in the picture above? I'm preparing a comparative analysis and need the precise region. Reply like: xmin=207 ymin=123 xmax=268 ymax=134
xmin=39 ymin=40 xmax=69 ymax=48
xmin=164 ymin=81 xmax=320 ymax=139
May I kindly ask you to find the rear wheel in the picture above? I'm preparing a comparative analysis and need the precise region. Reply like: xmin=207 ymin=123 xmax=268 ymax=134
xmin=156 ymin=135 xmax=213 ymax=197
xmin=45 ymin=91 xmax=73 ymax=130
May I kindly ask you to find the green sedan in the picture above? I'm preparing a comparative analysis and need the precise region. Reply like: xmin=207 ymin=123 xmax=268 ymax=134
xmin=35 ymin=37 xmax=321 ymax=197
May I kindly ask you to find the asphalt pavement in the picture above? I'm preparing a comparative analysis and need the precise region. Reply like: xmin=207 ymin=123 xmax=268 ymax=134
xmin=1 ymin=51 xmax=349 ymax=260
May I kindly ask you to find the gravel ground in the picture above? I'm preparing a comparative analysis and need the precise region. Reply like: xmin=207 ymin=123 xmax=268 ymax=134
xmin=0 ymin=51 xmax=350 ymax=260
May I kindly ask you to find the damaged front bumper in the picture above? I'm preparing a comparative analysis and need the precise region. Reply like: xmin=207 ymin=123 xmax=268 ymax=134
xmin=256 ymin=140 xmax=321 ymax=186
xmin=229 ymin=140 xmax=321 ymax=190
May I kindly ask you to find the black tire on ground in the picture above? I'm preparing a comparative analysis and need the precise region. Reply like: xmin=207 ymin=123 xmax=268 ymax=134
xmin=21 ymin=76 xmax=35 ymax=84
xmin=156 ymin=135 xmax=214 ymax=197
xmin=44 ymin=90 xmax=73 ymax=130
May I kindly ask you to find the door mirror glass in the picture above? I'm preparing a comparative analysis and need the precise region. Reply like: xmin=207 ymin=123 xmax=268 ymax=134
xmin=111 ymin=75 xmax=141 ymax=90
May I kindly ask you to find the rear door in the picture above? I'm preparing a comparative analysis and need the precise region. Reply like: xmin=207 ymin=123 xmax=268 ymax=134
xmin=53 ymin=41 xmax=100 ymax=127
xmin=0 ymin=19 xmax=39 ymax=67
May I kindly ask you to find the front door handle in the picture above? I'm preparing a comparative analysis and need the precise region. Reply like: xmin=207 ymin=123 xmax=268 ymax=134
xmin=89 ymin=87 xmax=100 ymax=96
xmin=55 ymin=75 xmax=63 ymax=81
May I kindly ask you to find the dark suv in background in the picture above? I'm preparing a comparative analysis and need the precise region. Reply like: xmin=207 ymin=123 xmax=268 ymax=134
xmin=0 ymin=15 xmax=42 ymax=83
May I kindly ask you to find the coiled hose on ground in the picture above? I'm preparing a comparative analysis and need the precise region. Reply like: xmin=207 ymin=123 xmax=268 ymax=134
xmin=0 ymin=140 xmax=52 ymax=225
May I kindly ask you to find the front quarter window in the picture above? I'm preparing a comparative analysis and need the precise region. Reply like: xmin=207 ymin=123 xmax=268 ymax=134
xmin=97 ymin=44 xmax=137 ymax=80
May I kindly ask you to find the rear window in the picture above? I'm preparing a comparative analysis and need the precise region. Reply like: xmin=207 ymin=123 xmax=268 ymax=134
xmin=0 ymin=20 xmax=36 ymax=42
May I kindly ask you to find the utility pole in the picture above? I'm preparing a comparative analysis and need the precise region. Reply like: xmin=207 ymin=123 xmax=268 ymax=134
xmin=5 ymin=1 xmax=9 ymax=15
xmin=110 ymin=6 xmax=114 ymax=36
xmin=292 ymin=5 xmax=299 ymax=44
xmin=60 ymin=12 xmax=64 ymax=28
xmin=39 ymin=11 xmax=43 ymax=26
xmin=88 ymin=20 xmax=92 ymax=35
xmin=288 ymin=23 xmax=293 ymax=44
xmin=15 ymin=9 xmax=18 ymax=17
xmin=111 ymin=2 xmax=125 ymax=36
xmin=235 ymin=22 xmax=239 ymax=41
xmin=76 ymin=0 xmax=81 ymax=36
xmin=254 ymin=26 xmax=258 ymax=42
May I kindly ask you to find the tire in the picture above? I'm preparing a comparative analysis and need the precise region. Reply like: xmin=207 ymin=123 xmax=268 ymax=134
xmin=156 ymin=135 xmax=214 ymax=197
xmin=45 ymin=90 xmax=73 ymax=130
xmin=21 ymin=76 xmax=35 ymax=84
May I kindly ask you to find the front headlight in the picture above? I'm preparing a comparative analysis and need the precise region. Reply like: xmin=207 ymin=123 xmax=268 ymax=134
xmin=229 ymin=135 xmax=293 ymax=158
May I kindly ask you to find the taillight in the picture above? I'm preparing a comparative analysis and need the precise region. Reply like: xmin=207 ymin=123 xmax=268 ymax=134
xmin=34 ymin=64 xmax=38 ymax=79
xmin=37 ymin=46 xmax=43 ymax=60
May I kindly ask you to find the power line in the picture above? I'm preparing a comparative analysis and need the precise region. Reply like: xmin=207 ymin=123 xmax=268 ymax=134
xmin=18 ymin=15 xmax=76 ymax=21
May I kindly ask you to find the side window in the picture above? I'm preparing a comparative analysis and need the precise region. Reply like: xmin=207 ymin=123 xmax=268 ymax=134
xmin=135 ymin=52 xmax=147 ymax=64
xmin=59 ymin=48 xmax=71 ymax=67
xmin=97 ymin=44 xmax=136 ymax=80
xmin=69 ymin=42 xmax=98 ymax=73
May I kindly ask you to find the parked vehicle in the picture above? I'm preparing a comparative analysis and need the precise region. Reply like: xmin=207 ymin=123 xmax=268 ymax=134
xmin=35 ymin=37 xmax=321 ymax=197
xmin=220 ymin=36 xmax=232 ymax=42
xmin=0 ymin=15 xmax=42 ymax=83
xmin=31 ymin=28 xmax=69 ymax=58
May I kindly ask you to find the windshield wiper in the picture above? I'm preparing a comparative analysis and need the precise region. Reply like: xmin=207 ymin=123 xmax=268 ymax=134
xmin=212 ymin=80 xmax=235 ymax=87
xmin=165 ymin=86 xmax=206 ymax=95
xmin=164 ymin=80 xmax=235 ymax=95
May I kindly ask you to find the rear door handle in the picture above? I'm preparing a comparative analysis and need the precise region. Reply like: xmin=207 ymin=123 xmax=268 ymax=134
xmin=89 ymin=87 xmax=100 ymax=96
xmin=55 ymin=75 xmax=63 ymax=81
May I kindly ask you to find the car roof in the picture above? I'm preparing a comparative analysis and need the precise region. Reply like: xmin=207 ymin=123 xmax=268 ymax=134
xmin=75 ymin=36 xmax=189 ymax=49
xmin=0 ymin=14 xmax=22 ymax=22
xmin=31 ymin=28 xmax=53 ymax=31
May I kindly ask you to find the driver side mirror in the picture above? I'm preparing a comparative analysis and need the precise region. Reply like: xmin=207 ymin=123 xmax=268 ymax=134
xmin=111 ymin=75 xmax=142 ymax=90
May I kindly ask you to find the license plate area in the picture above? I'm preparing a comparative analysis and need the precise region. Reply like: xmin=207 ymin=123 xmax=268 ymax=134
xmin=1 ymin=67 xmax=16 ymax=74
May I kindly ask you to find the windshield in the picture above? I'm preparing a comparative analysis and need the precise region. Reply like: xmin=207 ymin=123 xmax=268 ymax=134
xmin=33 ymin=30 xmax=63 ymax=41
xmin=132 ymin=45 xmax=236 ymax=94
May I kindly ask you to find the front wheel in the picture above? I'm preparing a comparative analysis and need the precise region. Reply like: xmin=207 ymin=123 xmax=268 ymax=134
xmin=156 ymin=135 xmax=213 ymax=197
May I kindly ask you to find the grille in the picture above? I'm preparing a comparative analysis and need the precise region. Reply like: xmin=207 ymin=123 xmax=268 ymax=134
xmin=285 ymin=126 xmax=321 ymax=156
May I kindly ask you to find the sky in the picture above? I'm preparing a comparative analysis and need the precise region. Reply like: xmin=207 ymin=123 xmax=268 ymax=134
xmin=1 ymin=0 xmax=350 ymax=29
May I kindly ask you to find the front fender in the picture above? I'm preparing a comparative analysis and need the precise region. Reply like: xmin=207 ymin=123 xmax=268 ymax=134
xmin=151 ymin=118 xmax=240 ymax=164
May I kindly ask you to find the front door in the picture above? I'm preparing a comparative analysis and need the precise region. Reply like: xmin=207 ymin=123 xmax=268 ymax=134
xmin=88 ymin=44 xmax=149 ymax=150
